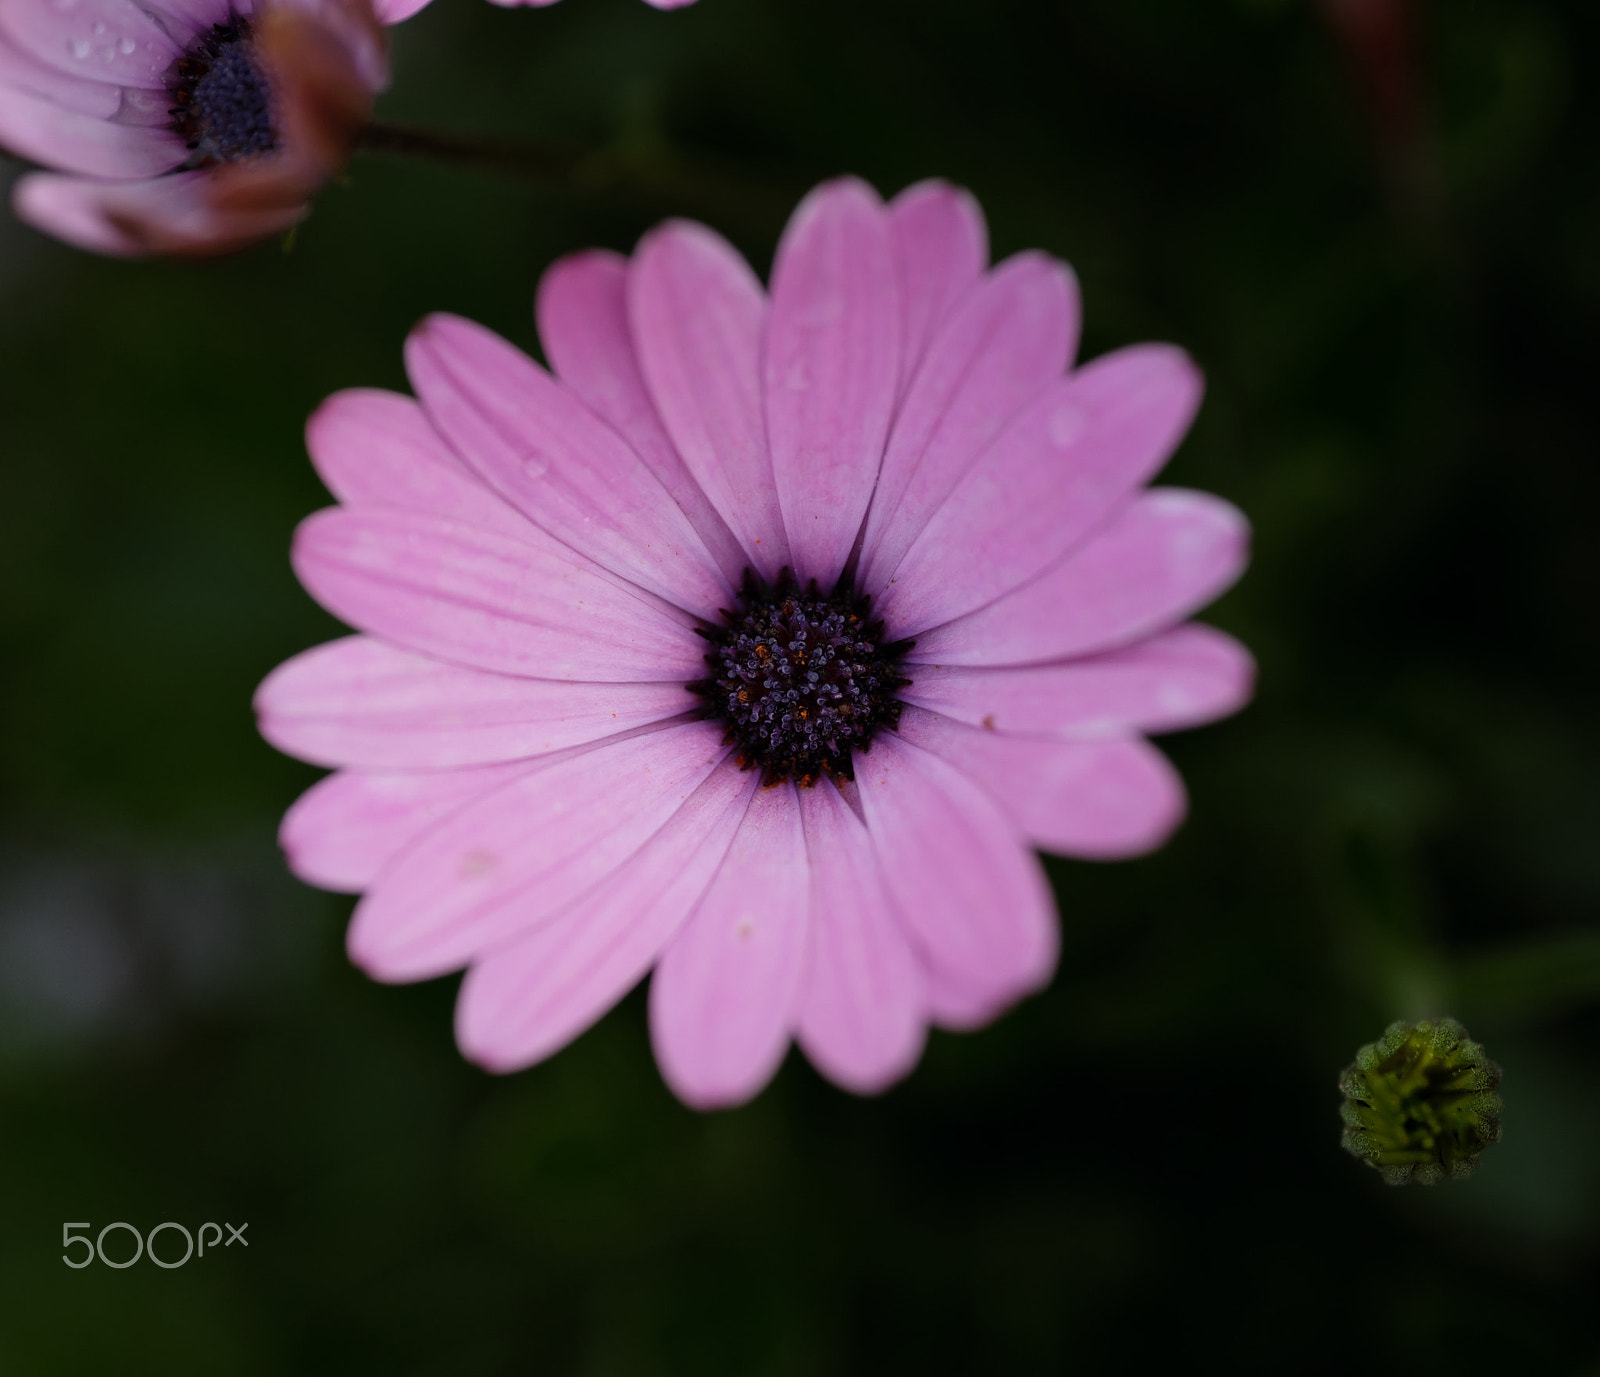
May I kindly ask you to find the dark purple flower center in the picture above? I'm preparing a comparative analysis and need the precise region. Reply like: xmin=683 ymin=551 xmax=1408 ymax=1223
xmin=167 ymin=20 xmax=279 ymax=166
xmin=692 ymin=569 xmax=914 ymax=788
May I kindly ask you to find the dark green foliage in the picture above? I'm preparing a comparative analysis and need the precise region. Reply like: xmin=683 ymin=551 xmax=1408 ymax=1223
xmin=2 ymin=0 xmax=1598 ymax=1372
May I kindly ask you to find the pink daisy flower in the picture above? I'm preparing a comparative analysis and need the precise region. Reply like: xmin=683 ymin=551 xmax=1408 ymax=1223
xmin=0 ymin=0 xmax=386 ymax=255
xmin=257 ymin=177 xmax=1254 ymax=1107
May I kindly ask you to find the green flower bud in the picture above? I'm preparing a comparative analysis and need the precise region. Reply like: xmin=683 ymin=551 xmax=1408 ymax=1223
xmin=1339 ymin=1018 xmax=1503 ymax=1186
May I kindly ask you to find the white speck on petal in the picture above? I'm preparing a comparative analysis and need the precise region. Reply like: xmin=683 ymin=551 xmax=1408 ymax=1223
xmin=1049 ymin=404 xmax=1086 ymax=448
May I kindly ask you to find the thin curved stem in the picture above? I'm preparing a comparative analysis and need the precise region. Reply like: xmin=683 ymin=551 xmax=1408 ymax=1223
xmin=357 ymin=122 xmax=590 ymax=185
xmin=354 ymin=120 xmax=799 ymax=235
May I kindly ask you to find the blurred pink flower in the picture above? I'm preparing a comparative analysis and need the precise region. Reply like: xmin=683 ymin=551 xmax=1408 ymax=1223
xmin=257 ymin=178 xmax=1253 ymax=1107
xmin=0 ymin=0 xmax=386 ymax=255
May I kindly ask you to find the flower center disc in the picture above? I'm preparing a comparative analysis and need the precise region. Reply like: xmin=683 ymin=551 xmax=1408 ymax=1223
xmin=168 ymin=21 xmax=279 ymax=165
xmin=694 ymin=570 xmax=913 ymax=787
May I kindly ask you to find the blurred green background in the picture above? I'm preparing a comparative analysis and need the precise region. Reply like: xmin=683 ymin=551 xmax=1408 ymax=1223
xmin=2 ymin=0 xmax=1598 ymax=1370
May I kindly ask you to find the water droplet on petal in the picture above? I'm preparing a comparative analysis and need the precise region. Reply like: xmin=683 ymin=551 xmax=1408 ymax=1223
xmin=69 ymin=37 xmax=91 ymax=58
xmin=119 ymin=37 xmax=135 ymax=54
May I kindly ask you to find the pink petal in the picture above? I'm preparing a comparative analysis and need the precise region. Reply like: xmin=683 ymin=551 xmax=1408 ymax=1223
xmin=348 ymin=720 xmax=730 ymax=981
xmin=0 ymin=0 xmax=176 ymax=85
xmin=371 ymin=0 xmax=432 ymax=20
xmin=650 ymin=781 xmax=810 ymax=1109
xmin=911 ymin=488 xmax=1249 ymax=666
xmin=920 ymin=961 xmax=1009 ymax=1031
xmin=858 ymin=252 xmax=1080 ymax=601
xmin=889 ymin=179 xmax=988 ymax=389
xmin=306 ymin=389 xmax=538 ymax=548
xmin=0 ymin=0 xmax=180 ymax=88
xmin=279 ymin=761 xmax=533 ymax=892
xmin=406 ymin=314 xmax=730 ymax=618
xmin=11 ymin=167 xmax=302 ymax=256
xmin=456 ymin=763 xmax=757 ymax=1072
xmin=895 ymin=707 xmax=1187 ymax=859
xmin=256 ymin=635 xmax=696 ymax=769
xmin=0 ymin=81 xmax=179 ymax=177
xmin=11 ymin=170 xmax=138 ymax=253
xmin=291 ymin=506 xmax=705 ymax=683
xmin=629 ymin=219 xmax=792 ymax=582
xmin=110 ymin=83 xmax=177 ymax=126
xmin=881 ymin=344 xmax=1204 ymax=638
xmin=139 ymin=0 xmax=232 ymax=38
xmin=764 ymin=177 xmax=900 ymax=588
xmin=536 ymin=249 xmax=748 ymax=584
xmin=0 ymin=31 xmax=121 ymax=115
xmin=854 ymin=733 xmax=1057 ymax=1010
xmin=902 ymin=624 xmax=1256 ymax=736
xmin=795 ymin=779 xmax=925 ymax=1094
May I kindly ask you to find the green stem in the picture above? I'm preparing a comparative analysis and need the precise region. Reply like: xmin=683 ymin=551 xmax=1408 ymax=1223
xmin=356 ymin=122 xmax=590 ymax=186
xmin=354 ymin=120 xmax=799 ymax=235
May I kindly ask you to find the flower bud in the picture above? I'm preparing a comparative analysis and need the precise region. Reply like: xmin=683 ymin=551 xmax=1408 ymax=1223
xmin=1339 ymin=1018 xmax=1502 ymax=1186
